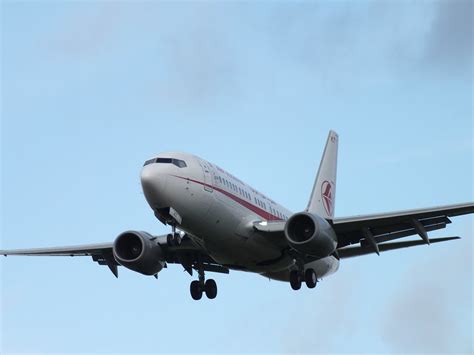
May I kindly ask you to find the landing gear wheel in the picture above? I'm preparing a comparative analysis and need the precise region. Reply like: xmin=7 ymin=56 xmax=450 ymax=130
xmin=167 ymin=233 xmax=182 ymax=246
xmin=166 ymin=234 xmax=173 ymax=246
xmin=305 ymin=269 xmax=317 ymax=289
xmin=190 ymin=280 xmax=202 ymax=300
xmin=173 ymin=233 xmax=182 ymax=246
xmin=290 ymin=270 xmax=302 ymax=290
xmin=204 ymin=279 xmax=217 ymax=299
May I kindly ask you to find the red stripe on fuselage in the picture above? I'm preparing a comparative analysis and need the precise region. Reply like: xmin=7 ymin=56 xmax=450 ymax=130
xmin=171 ymin=175 xmax=283 ymax=221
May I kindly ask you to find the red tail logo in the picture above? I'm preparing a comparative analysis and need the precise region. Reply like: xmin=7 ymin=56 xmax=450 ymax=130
xmin=321 ymin=181 xmax=333 ymax=216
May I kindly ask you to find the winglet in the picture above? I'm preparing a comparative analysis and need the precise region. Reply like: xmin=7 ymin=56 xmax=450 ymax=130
xmin=306 ymin=130 xmax=339 ymax=220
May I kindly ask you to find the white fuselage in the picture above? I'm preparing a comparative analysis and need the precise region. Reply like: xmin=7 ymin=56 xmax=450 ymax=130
xmin=140 ymin=152 xmax=339 ymax=281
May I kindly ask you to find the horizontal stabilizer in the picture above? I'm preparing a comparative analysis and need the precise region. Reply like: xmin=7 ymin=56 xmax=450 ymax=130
xmin=337 ymin=236 xmax=460 ymax=259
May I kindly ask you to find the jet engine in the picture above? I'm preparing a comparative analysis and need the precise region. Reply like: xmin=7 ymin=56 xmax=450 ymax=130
xmin=284 ymin=212 xmax=338 ymax=258
xmin=113 ymin=231 xmax=165 ymax=275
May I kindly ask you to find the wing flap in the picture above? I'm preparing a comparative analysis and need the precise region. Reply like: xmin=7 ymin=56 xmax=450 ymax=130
xmin=366 ymin=221 xmax=448 ymax=245
xmin=338 ymin=236 xmax=460 ymax=259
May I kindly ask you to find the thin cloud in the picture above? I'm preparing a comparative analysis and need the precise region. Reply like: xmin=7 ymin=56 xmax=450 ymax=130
xmin=49 ymin=3 xmax=122 ymax=56
xmin=154 ymin=6 xmax=239 ymax=108
xmin=422 ymin=0 xmax=473 ymax=77
xmin=382 ymin=229 xmax=473 ymax=353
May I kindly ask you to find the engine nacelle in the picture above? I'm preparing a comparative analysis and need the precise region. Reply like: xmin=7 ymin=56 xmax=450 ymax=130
xmin=113 ymin=231 xmax=165 ymax=276
xmin=284 ymin=212 xmax=338 ymax=258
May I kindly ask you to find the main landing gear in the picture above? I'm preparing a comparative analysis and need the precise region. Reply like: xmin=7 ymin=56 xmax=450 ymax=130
xmin=290 ymin=268 xmax=318 ymax=290
xmin=190 ymin=261 xmax=217 ymax=300
xmin=166 ymin=224 xmax=182 ymax=247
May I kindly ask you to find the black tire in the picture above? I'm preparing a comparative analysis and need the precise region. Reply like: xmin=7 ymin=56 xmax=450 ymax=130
xmin=305 ymin=269 xmax=317 ymax=289
xmin=289 ymin=270 xmax=301 ymax=291
xmin=166 ymin=234 xmax=173 ymax=246
xmin=173 ymin=233 xmax=182 ymax=246
xmin=205 ymin=279 xmax=217 ymax=299
xmin=190 ymin=280 xmax=202 ymax=300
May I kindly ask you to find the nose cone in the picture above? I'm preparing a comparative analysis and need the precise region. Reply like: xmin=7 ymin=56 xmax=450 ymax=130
xmin=140 ymin=165 xmax=169 ymax=209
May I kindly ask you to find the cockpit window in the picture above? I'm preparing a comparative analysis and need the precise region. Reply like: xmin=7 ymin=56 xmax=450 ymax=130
xmin=143 ymin=157 xmax=187 ymax=168
xmin=173 ymin=159 xmax=187 ymax=168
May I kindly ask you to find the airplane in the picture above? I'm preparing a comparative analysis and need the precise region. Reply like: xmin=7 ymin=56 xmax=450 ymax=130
xmin=1 ymin=131 xmax=473 ymax=300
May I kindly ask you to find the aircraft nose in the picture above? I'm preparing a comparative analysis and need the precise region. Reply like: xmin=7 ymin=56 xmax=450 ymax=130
xmin=140 ymin=165 xmax=169 ymax=209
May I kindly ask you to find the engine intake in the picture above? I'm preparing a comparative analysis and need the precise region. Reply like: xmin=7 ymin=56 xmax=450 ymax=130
xmin=113 ymin=231 xmax=165 ymax=275
xmin=284 ymin=212 xmax=337 ymax=258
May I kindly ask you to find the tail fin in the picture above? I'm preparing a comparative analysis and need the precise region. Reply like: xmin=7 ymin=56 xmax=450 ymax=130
xmin=306 ymin=130 xmax=339 ymax=220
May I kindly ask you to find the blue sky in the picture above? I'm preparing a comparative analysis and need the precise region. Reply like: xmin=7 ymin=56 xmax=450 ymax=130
xmin=1 ymin=1 xmax=472 ymax=353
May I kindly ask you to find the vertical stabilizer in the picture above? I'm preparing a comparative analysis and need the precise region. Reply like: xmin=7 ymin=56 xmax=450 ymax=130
xmin=306 ymin=130 xmax=338 ymax=220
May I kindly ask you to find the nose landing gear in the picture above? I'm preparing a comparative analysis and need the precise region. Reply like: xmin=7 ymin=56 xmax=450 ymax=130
xmin=190 ymin=261 xmax=218 ymax=300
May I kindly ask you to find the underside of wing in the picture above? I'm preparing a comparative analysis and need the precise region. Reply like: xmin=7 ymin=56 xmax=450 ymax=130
xmin=1 ymin=242 xmax=119 ymax=276
xmin=0 ymin=242 xmax=114 ymax=256
xmin=0 ymin=234 xmax=225 ymax=278
xmin=333 ymin=202 xmax=473 ymax=251
xmin=254 ymin=202 xmax=473 ymax=259
xmin=337 ymin=236 xmax=460 ymax=258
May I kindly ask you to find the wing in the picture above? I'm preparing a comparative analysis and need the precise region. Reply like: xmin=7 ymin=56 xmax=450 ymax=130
xmin=337 ymin=236 xmax=460 ymax=258
xmin=0 ymin=234 xmax=226 ymax=278
xmin=333 ymin=202 xmax=473 ymax=252
xmin=254 ymin=202 xmax=473 ymax=257
xmin=0 ymin=242 xmax=121 ymax=276
xmin=0 ymin=242 xmax=114 ymax=256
